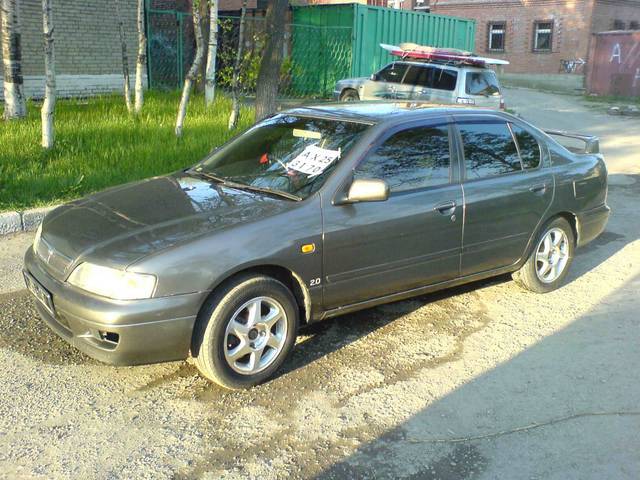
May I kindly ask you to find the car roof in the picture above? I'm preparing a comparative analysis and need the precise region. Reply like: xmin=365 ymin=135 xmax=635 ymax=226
xmin=283 ymin=102 xmax=509 ymax=125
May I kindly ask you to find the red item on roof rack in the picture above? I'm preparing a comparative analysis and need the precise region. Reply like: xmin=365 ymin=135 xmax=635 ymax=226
xmin=381 ymin=43 xmax=509 ymax=67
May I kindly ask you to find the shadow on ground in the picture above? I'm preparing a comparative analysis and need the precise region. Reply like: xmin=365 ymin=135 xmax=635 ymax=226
xmin=317 ymin=271 xmax=640 ymax=479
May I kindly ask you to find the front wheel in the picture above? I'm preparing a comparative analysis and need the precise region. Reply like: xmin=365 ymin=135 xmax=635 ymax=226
xmin=513 ymin=217 xmax=575 ymax=293
xmin=340 ymin=89 xmax=360 ymax=102
xmin=192 ymin=274 xmax=299 ymax=389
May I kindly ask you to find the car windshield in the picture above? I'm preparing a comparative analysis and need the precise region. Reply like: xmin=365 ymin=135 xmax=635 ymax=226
xmin=193 ymin=115 xmax=370 ymax=200
xmin=465 ymin=71 xmax=500 ymax=96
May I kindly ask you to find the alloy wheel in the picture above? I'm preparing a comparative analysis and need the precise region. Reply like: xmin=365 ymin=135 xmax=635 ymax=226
xmin=535 ymin=228 xmax=570 ymax=284
xmin=223 ymin=296 xmax=288 ymax=375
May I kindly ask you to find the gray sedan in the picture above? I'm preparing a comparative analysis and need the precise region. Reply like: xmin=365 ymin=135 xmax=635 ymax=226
xmin=23 ymin=103 xmax=610 ymax=389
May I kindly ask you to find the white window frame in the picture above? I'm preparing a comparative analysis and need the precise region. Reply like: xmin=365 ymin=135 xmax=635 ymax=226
xmin=533 ymin=21 xmax=553 ymax=52
xmin=488 ymin=22 xmax=506 ymax=51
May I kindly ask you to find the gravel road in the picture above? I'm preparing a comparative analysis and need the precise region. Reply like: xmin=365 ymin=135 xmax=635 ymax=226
xmin=1 ymin=89 xmax=639 ymax=479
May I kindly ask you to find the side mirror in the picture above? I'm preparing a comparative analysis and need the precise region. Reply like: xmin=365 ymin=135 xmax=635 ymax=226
xmin=370 ymin=73 xmax=379 ymax=81
xmin=341 ymin=178 xmax=389 ymax=204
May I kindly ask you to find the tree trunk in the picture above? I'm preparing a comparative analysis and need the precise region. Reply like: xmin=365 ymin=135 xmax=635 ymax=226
xmin=204 ymin=0 xmax=218 ymax=106
xmin=255 ymin=0 xmax=287 ymax=121
xmin=134 ymin=0 xmax=146 ymax=114
xmin=175 ymin=1 xmax=205 ymax=137
xmin=228 ymin=0 xmax=247 ymax=130
xmin=114 ymin=0 xmax=132 ymax=113
xmin=1 ymin=0 xmax=26 ymax=120
xmin=41 ymin=0 xmax=55 ymax=149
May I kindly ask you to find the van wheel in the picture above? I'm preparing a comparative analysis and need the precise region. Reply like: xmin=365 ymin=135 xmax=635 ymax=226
xmin=192 ymin=274 xmax=299 ymax=390
xmin=340 ymin=89 xmax=360 ymax=102
xmin=513 ymin=217 xmax=575 ymax=293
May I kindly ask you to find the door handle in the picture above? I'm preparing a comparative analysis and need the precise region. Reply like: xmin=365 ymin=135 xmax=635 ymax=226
xmin=434 ymin=201 xmax=456 ymax=214
xmin=529 ymin=183 xmax=547 ymax=194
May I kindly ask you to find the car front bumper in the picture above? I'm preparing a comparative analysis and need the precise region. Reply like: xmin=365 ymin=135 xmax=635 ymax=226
xmin=23 ymin=247 xmax=206 ymax=366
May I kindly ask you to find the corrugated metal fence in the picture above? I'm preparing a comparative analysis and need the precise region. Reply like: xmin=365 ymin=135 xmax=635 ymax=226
xmin=146 ymin=3 xmax=476 ymax=98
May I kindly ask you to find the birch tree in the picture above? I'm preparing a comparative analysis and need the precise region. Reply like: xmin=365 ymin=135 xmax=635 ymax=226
xmin=175 ymin=0 xmax=205 ymax=137
xmin=255 ymin=0 xmax=288 ymax=121
xmin=204 ymin=0 xmax=218 ymax=106
xmin=41 ymin=0 xmax=55 ymax=148
xmin=134 ymin=0 xmax=146 ymax=113
xmin=114 ymin=0 xmax=132 ymax=113
xmin=227 ymin=0 xmax=247 ymax=130
xmin=1 ymin=0 xmax=27 ymax=120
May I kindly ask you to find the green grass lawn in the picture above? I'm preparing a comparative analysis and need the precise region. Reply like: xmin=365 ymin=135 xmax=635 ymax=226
xmin=0 ymin=91 xmax=254 ymax=211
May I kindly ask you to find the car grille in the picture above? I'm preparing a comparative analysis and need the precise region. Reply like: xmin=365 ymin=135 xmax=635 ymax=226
xmin=36 ymin=236 xmax=73 ymax=276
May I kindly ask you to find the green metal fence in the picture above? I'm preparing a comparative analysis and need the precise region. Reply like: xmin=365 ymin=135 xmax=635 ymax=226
xmin=289 ymin=24 xmax=353 ymax=97
xmin=145 ymin=3 xmax=477 ymax=98
xmin=292 ymin=4 xmax=477 ymax=84
xmin=146 ymin=4 xmax=194 ymax=90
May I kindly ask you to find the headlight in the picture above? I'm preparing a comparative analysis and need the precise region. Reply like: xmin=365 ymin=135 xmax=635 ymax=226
xmin=33 ymin=223 xmax=43 ymax=252
xmin=67 ymin=263 xmax=156 ymax=300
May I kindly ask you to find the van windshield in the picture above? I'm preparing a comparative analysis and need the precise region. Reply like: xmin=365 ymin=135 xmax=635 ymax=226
xmin=466 ymin=71 xmax=501 ymax=96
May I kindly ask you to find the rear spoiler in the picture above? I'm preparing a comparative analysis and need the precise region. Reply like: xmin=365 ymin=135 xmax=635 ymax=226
xmin=544 ymin=130 xmax=600 ymax=154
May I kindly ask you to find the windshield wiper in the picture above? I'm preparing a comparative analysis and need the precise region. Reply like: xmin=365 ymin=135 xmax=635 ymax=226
xmin=229 ymin=182 xmax=302 ymax=201
xmin=187 ymin=168 xmax=228 ymax=184
xmin=187 ymin=169 xmax=301 ymax=201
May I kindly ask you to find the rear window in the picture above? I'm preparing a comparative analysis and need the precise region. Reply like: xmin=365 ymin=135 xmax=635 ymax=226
xmin=511 ymin=125 xmax=541 ymax=169
xmin=465 ymin=71 xmax=500 ymax=96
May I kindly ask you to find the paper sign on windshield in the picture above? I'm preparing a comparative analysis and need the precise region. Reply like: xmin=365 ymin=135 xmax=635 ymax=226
xmin=286 ymin=144 xmax=341 ymax=176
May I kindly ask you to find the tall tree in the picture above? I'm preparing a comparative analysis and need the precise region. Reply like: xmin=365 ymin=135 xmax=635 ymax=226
xmin=114 ymin=0 xmax=132 ymax=112
xmin=204 ymin=0 xmax=218 ymax=106
xmin=134 ymin=0 xmax=147 ymax=114
xmin=41 ymin=0 xmax=55 ymax=148
xmin=175 ymin=0 xmax=205 ymax=137
xmin=227 ymin=0 xmax=247 ymax=130
xmin=255 ymin=0 xmax=288 ymax=121
xmin=134 ymin=0 xmax=146 ymax=114
xmin=1 ymin=0 xmax=27 ymax=120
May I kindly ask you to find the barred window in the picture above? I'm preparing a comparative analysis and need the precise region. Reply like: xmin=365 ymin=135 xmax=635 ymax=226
xmin=488 ymin=22 xmax=506 ymax=51
xmin=533 ymin=21 xmax=553 ymax=52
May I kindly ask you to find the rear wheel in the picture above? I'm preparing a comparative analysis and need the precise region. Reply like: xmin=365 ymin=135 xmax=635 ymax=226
xmin=192 ymin=274 xmax=299 ymax=389
xmin=513 ymin=217 xmax=575 ymax=293
xmin=340 ymin=89 xmax=360 ymax=102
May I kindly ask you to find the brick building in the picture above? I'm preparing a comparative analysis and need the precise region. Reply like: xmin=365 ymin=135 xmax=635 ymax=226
xmin=429 ymin=0 xmax=640 ymax=74
xmin=0 ymin=0 xmax=141 ymax=100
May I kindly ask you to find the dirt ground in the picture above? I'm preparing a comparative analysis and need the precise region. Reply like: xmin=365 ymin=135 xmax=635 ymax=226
xmin=1 ymin=88 xmax=639 ymax=479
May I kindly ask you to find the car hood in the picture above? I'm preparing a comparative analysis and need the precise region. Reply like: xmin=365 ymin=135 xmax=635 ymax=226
xmin=38 ymin=172 xmax=294 ymax=275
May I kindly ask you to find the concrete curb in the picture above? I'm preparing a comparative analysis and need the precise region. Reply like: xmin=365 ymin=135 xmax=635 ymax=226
xmin=0 ymin=206 xmax=59 ymax=237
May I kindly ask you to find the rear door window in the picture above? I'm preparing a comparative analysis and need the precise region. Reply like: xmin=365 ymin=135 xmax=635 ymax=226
xmin=458 ymin=122 xmax=522 ymax=179
xmin=465 ymin=71 xmax=500 ymax=96
xmin=402 ymin=65 xmax=432 ymax=87
xmin=377 ymin=63 xmax=409 ymax=83
xmin=355 ymin=125 xmax=451 ymax=192
xmin=511 ymin=125 xmax=542 ymax=169
xmin=431 ymin=68 xmax=458 ymax=91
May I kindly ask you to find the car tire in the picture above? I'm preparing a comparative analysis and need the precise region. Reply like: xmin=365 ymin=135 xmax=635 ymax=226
xmin=340 ymin=89 xmax=360 ymax=102
xmin=191 ymin=274 xmax=299 ymax=390
xmin=513 ymin=217 xmax=575 ymax=293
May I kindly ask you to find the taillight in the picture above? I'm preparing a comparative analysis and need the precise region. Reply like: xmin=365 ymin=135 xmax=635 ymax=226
xmin=456 ymin=97 xmax=475 ymax=105
xmin=499 ymin=96 xmax=506 ymax=110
